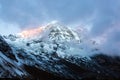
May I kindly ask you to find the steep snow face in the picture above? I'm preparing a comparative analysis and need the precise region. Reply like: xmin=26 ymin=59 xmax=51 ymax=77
xmin=42 ymin=22 xmax=81 ymax=42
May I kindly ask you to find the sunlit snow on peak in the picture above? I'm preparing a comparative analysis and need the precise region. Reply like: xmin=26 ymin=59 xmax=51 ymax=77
xmin=18 ymin=21 xmax=60 ymax=38
xmin=18 ymin=26 xmax=45 ymax=38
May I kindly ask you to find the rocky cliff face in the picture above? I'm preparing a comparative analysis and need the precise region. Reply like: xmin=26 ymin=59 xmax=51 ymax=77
xmin=0 ymin=23 xmax=120 ymax=80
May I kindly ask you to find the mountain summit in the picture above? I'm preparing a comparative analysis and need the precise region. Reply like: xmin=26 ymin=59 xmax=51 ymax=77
xmin=41 ymin=22 xmax=81 ymax=42
xmin=18 ymin=21 xmax=81 ymax=43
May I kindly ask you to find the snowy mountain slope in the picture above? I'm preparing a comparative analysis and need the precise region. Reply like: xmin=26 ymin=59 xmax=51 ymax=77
xmin=0 ymin=23 xmax=120 ymax=80
xmin=42 ymin=22 xmax=81 ymax=42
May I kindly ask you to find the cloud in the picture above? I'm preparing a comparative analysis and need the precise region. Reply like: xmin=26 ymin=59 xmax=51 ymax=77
xmin=101 ymin=24 xmax=120 ymax=55
xmin=90 ymin=0 xmax=120 ymax=36
xmin=0 ymin=4 xmax=1 ymax=8
xmin=0 ymin=0 xmax=98 ymax=27
xmin=0 ymin=20 xmax=21 ymax=35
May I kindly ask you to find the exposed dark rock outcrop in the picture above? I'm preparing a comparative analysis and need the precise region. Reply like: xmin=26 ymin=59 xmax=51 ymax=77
xmin=0 ymin=35 xmax=17 ymax=61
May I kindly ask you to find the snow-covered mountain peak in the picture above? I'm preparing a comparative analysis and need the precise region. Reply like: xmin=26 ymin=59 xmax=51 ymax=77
xmin=41 ymin=22 xmax=81 ymax=42
xmin=15 ymin=22 xmax=81 ymax=43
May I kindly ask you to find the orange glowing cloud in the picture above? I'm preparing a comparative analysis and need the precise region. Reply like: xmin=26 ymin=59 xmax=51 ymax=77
xmin=18 ymin=26 xmax=45 ymax=38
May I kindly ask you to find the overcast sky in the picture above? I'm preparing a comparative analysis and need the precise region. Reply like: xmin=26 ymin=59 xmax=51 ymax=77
xmin=0 ymin=0 xmax=120 ymax=55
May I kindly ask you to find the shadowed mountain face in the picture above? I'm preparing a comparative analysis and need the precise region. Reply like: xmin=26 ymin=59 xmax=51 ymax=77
xmin=0 ymin=23 xmax=120 ymax=80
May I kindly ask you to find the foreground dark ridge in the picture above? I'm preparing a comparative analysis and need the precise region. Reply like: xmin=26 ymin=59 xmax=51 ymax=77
xmin=0 ymin=35 xmax=120 ymax=80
